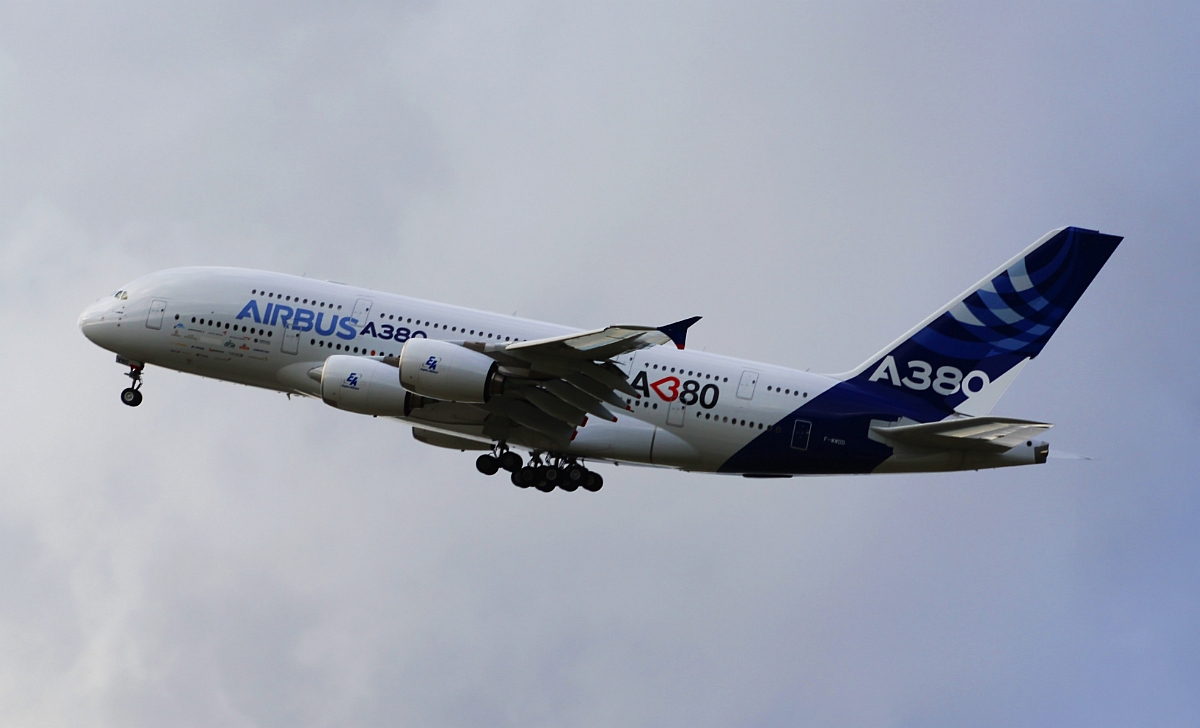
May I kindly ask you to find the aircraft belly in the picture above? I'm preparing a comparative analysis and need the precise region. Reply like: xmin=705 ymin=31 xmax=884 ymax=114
xmin=569 ymin=419 xmax=654 ymax=463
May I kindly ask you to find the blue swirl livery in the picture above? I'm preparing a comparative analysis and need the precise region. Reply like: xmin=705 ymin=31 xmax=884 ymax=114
xmin=843 ymin=226 xmax=1122 ymax=416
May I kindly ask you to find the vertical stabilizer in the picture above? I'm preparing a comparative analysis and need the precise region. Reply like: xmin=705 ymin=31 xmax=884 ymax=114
xmin=840 ymin=226 xmax=1122 ymax=415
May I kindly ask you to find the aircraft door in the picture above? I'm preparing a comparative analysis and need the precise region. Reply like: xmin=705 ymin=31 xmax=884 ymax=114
xmin=146 ymin=299 xmax=168 ymax=330
xmin=666 ymin=399 xmax=686 ymax=427
xmin=281 ymin=325 xmax=300 ymax=355
xmin=350 ymin=298 xmax=374 ymax=330
xmin=791 ymin=420 xmax=812 ymax=450
xmin=737 ymin=370 xmax=759 ymax=399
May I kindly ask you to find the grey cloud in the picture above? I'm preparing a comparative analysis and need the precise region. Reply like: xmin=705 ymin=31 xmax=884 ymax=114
xmin=1 ymin=2 xmax=1197 ymax=726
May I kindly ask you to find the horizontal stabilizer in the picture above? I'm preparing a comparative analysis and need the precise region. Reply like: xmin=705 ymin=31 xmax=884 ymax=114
xmin=871 ymin=416 xmax=1052 ymax=453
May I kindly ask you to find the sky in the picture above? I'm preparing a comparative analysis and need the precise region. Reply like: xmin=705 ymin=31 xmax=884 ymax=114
xmin=1 ymin=2 xmax=1197 ymax=726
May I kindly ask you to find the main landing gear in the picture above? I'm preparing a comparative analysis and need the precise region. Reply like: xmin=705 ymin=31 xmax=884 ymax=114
xmin=480 ymin=450 xmax=603 ymax=493
xmin=120 ymin=361 xmax=145 ymax=407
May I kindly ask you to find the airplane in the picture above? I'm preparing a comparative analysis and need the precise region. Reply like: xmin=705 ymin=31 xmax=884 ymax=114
xmin=79 ymin=226 xmax=1121 ymax=491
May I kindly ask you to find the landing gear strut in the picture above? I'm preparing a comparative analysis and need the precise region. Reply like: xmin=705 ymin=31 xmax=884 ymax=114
xmin=120 ymin=363 xmax=144 ymax=407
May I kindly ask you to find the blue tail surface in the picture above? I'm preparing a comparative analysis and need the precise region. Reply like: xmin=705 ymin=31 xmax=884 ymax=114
xmin=843 ymin=226 xmax=1122 ymax=416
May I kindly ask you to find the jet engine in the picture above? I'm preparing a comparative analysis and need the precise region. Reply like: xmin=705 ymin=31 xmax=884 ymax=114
xmin=316 ymin=355 xmax=409 ymax=416
xmin=398 ymin=338 xmax=505 ymax=403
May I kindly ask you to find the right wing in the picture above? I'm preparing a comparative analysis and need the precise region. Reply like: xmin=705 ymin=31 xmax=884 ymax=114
xmin=406 ymin=318 xmax=702 ymax=449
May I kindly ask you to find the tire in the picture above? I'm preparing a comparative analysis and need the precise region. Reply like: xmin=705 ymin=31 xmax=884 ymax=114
xmin=120 ymin=388 xmax=142 ymax=407
xmin=534 ymin=466 xmax=556 ymax=492
xmin=511 ymin=470 xmax=529 ymax=488
xmin=582 ymin=471 xmax=604 ymax=492
xmin=559 ymin=465 xmax=584 ymax=492
xmin=500 ymin=451 xmax=523 ymax=472
xmin=475 ymin=454 xmax=500 ymax=475
xmin=516 ymin=466 xmax=538 ymax=487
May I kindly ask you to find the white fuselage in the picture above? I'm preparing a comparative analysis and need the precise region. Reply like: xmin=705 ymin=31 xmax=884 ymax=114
xmin=79 ymin=267 xmax=840 ymax=474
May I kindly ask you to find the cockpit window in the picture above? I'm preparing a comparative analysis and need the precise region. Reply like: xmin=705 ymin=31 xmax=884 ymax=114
xmin=113 ymin=290 xmax=128 ymax=300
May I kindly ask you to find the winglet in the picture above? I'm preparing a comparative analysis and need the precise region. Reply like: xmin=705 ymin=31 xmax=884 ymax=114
xmin=656 ymin=316 xmax=702 ymax=350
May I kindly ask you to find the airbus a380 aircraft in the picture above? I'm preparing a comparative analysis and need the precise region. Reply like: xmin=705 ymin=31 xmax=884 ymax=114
xmin=79 ymin=227 xmax=1120 ymax=492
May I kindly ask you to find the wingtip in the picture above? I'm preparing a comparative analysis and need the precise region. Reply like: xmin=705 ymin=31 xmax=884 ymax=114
xmin=657 ymin=316 xmax=702 ymax=349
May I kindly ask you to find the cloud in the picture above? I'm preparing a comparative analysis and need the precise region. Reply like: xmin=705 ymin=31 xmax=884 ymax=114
xmin=0 ymin=2 xmax=1197 ymax=725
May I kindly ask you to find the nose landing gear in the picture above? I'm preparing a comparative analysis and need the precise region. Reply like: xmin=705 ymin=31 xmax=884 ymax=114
xmin=119 ymin=360 xmax=144 ymax=407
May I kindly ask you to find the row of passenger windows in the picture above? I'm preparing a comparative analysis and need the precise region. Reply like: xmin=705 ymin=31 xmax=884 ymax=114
xmin=373 ymin=311 xmax=522 ymax=342
xmin=251 ymin=289 xmax=342 ymax=310
xmin=644 ymin=362 xmax=729 ymax=383
xmin=695 ymin=412 xmax=781 ymax=431
xmin=624 ymin=398 xmax=760 ymax=428
xmin=622 ymin=395 xmax=782 ymax=433
xmin=188 ymin=310 xmax=522 ymax=351
xmin=182 ymin=315 xmax=272 ymax=337
xmin=643 ymin=361 xmax=809 ymax=398
xmin=247 ymin=286 xmax=527 ymax=344
xmin=181 ymin=304 xmax=527 ymax=356
xmin=312 ymin=340 xmax=397 ymax=357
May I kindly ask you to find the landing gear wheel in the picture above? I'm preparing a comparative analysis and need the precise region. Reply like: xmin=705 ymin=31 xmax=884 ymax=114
xmin=475 ymin=454 xmax=500 ymax=475
xmin=500 ymin=451 xmax=523 ymax=472
xmin=560 ymin=465 xmax=585 ymax=492
xmin=582 ymin=471 xmax=603 ymax=492
xmin=120 ymin=362 xmax=145 ymax=407
xmin=534 ymin=466 xmax=556 ymax=492
xmin=515 ymin=466 xmax=538 ymax=488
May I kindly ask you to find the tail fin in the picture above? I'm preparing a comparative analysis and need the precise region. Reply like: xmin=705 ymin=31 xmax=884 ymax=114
xmin=841 ymin=226 xmax=1122 ymax=416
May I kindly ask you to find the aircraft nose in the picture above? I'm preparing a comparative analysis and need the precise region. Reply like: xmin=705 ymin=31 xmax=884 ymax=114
xmin=78 ymin=299 xmax=104 ymax=328
xmin=79 ymin=299 xmax=117 ymax=348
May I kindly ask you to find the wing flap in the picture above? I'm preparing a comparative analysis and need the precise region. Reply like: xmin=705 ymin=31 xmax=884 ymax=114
xmin=483 ymin=398 xmax=576 ymax=442
xmin=540 ymin=379 xmax=620 ymax=422
xmin=522 ymin=386 xmax=587 ymax=426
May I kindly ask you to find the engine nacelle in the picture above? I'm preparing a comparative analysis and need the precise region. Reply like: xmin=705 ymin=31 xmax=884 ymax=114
xmin=318 ymin=355 xmax=409 ymax=416
xmin=398 ymin=338 xmax=504 ymax=403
